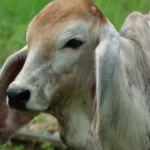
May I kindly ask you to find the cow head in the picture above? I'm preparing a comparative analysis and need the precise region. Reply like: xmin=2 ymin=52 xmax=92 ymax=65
xmin=0 ymin=0 xmax=120 ymax=146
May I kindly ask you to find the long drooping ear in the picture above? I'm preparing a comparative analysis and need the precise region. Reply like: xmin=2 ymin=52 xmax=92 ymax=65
xmin=0 ymin=46 xmax=27 ymax=128
xmin=0 ymin=46 xmax=36 ymax=144
xmin=91 ymin=22 xmax=120 ymax=143
xmin=0 ymin=46 xmax=27 ymax=89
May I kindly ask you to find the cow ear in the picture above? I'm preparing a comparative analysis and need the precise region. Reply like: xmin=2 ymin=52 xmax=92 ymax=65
xmin=0 ymin=46 xmax=28 ymax=89
xmin=0 ymin=45 xmax=28 ymax=126
xmin=91 ymin=23 xmax=120 ymax=143
xmin=0 ymin=46 xmax=35 ymax=144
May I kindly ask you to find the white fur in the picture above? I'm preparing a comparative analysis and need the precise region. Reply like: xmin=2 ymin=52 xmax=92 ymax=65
xmin=5 ymin=8 xmax=150 ymax=150
xmin=9 ymin=21 xmax=91 ymax=111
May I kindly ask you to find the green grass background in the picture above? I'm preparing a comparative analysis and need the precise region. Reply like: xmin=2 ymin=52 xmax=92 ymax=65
xmin=0 ymin=0 xmax=150 ymax=66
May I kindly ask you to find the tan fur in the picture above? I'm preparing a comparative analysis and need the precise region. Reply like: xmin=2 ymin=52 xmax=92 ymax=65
xmin=27 ymin=0 xmax=106 ymax=58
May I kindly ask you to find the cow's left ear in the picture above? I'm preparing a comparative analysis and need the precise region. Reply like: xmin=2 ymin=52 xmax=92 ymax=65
xmin=0 ymin=46 xmax=28 ymax=89
xmin=91 ymin=22 xmax=120 ymax=143
xmin=0 ymin=46 xmax=36 ymax=144
xmin=0 ymin=45 xmax=28 ymax=128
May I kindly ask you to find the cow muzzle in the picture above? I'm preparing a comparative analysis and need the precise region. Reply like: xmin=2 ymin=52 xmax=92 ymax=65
xmin=6 ymin=88 xmax=30 ymax=110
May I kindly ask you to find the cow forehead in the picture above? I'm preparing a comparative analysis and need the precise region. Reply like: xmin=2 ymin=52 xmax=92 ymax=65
xmin=32 ymin=0 xmax=97 ymax=27
xmin=26 ymin=0 xmax=105 ymax=57
xmin=27 ymin=0 xmax=103 ymax=38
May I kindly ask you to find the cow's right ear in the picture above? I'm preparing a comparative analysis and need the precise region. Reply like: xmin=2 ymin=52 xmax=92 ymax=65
xmin=0 ymin=46 xmax=34 ymax=144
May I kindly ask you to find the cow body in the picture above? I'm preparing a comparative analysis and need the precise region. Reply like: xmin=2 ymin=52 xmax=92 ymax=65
xmin=50 ymin=12 xmax=150 ymax=150
xmin=99 ymin=13 xmax=150 ymax=150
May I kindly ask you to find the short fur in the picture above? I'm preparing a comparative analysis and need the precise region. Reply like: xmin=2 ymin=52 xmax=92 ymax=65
xmin=0 ymin=0 xmax=150 ymax=150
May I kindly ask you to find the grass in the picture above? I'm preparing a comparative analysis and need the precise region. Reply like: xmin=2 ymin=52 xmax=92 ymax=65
xmin=0 ymin=0 xmax=150 ymax=66
xmin=0 ymin=140 xmax=55 ymax=150
xmin=0 ymin=0 xmax=50 ymax=64
xmin=0 ymin=0 xmax=150 ymax=149
xmin=94 ymin=0 xmax=150 ymax=29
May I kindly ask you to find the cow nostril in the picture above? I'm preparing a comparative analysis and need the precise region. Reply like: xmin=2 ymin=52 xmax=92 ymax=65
xmin=6 ymin=88 xmax=30 ymax=110
xmin=16 ymin=89 xmax=30 ymax=103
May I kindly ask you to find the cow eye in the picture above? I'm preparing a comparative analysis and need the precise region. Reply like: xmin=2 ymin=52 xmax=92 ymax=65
xmin=64 ymin=39 xmax=84 ymax=49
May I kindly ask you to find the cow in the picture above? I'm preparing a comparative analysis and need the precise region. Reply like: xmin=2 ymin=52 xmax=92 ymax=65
xmin=0 ymin=0 xmax=150 ymax=149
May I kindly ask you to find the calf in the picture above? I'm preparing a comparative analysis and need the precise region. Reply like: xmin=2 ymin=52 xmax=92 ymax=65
xmin=0 ymin=0 xmax=150 ymax=149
